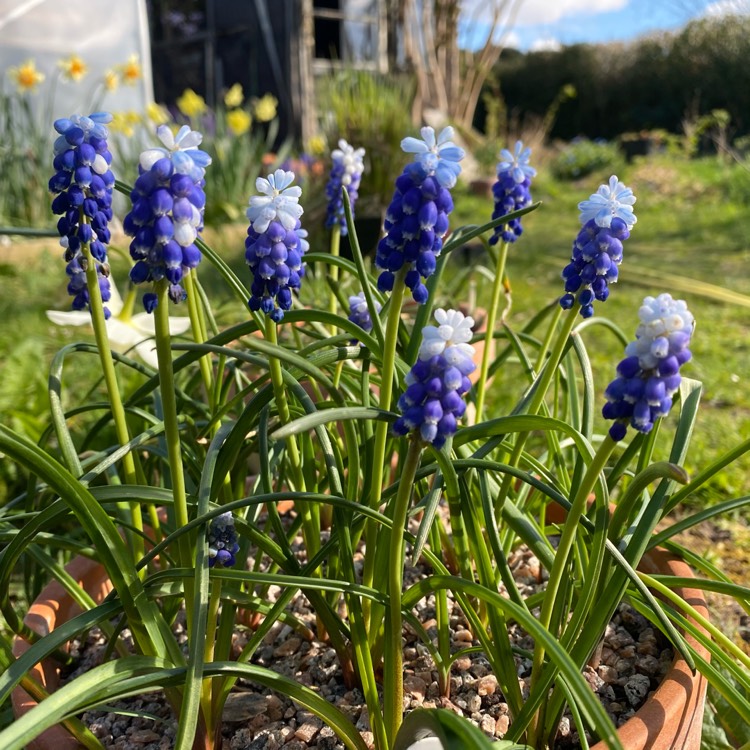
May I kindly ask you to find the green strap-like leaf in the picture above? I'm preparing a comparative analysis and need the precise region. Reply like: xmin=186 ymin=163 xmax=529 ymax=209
xmin=394 ymin=707 xmax=530 ymax=750
xmin=0 ymin=425 xmax=180 ymax=665
xmin=441 ymin=202 xmax=541 ymax=256
xmin=402 ymin=575 xmax=624 ymax=749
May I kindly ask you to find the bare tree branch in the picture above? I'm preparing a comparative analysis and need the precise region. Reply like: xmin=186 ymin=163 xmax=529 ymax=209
xmin=392 ymin=0 xmax=525 ymax=130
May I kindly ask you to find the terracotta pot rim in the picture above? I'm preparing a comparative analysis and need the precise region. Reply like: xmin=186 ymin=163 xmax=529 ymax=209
xmin=589 ymin=547 xmax=709 ymax=749
xmin=12 ymin=549 xmax=708 ymax=750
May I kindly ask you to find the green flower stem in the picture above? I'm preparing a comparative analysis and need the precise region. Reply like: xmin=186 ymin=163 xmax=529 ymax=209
xmin=527 ymin=433 xmax=616 ymax=746
xmin=462 ymin=482 xmax=524 ymax=718
xmin=264 ymin=318 xmax=319 ymax=563
xmin=118 ymin=282 xmax=137 ymax=322
xmin=202 ymin=577 xmax=223 ymax=744
xmin=430 ymin=522 xmax=451 ymax=695
xmin=439 ymin=439 xmax=473 ymax=584
xmin=81 ymin=241 xmax=142 ymax=564
xmin=534 ymin=304 xmax=563 ymax=373
xmin=383 ymin=435 xmax=423 ymax=741
xmin=526 ymin=305 xmax=578 ymax=419
xmin=332 ymin=503 xmax=389 ymax=750
xmin=362 ymin=270 xmax=406 ymax=626
xmin=153 ymin=280 xmax=191 ymax=573
xmin=183 ymin=269 xmax=214 ymax=409
xmin=184 ymin=270 xmax=235 ymax=510
xmin=475 ymin=239 xmax=510 ymax=421
xmin=329 ymin=224 xmax=341 ymax=334
xmin=497 ymin=307 xmax=578 ymax=507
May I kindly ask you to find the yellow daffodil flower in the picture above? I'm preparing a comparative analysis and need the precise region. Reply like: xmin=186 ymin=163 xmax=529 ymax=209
xmin=146 ymin=102 xmax=171 ymax=126
xmin=103 ymin=69 xmax=119 ymax=92
xmin=224 ymin=83 xmax=244 ymax=108
xmin=119 ymin=54 xmax=142 ymax=86
xmin=110 ymin=111 xmax=141 ymax=137
xmin=8 ymin=59 xmax=45 ymax=93
xmin=253 ymin=94 xmax=278 ymax=122
xmin=58 ymin=54 xmax=87 ymax=82
xmin=226 ymin=108 xmax=252 ymax=136
xmin=307 ymin=134 xmax=326 ymax=156
xmin=177 ymin=88 xmax=207 ymax=119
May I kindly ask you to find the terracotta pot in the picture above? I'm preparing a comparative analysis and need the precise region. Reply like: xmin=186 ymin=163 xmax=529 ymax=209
xmin=12 ymin=546 xmax=708 ymax=749
xmin=590 ymin=547 xmax=709 ymax=750
xmin=11 ymin=555 xmax=113 ymax=750
xmin=543 ymin=504 xmax=709 ymax=749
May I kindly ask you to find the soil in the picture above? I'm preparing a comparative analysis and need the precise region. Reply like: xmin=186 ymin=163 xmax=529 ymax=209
xmin=60 ymin=546 xmax=674 ymax=750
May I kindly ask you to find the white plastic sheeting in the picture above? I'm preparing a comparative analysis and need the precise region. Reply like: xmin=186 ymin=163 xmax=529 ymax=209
xmin=0 ymin=0 xmax=153 ymax=117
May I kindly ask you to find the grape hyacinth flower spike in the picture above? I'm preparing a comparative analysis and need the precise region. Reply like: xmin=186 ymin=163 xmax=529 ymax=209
xmin=49 ymin=112 xmax=116 ymax=317
xmin=603 ymin=294 xmax=694 ymax=440
xmin=123 ymin=124 xmax=212 ymax=312
xmin=348 ymin=291 xmax=381 ymax=341
xmin=560 ymin=175 xmax=637 ymax=318
xmin=376 ymin=126 xmax=465 ymax=303
xmin=393 ymin=309 xmax=476 ymax=448
xmin=245 ymin=169 xmax=307 ymax=322
xmin=207 ymin=512 xmax=240 ymax=568
xmin=325 ymin=140 xmax=365 ymax=235
xmin=490 ymin=140 xmax=536 ymax=245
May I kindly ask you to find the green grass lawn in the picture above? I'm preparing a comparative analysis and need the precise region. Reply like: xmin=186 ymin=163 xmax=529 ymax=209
xmin=1 ymin=152 xmax=748 ymax=508
xmin=445 ymin=154 xmax=750 ymax=507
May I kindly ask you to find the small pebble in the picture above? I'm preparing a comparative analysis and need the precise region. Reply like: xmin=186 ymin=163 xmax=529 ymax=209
xmin=294 ymin=718 xmax=323 ymax=744
xmin=477 ymin=674 xmax=498 ymax=696
xmin=624 ymin=673 xmax=652 ymax=706
xmin=65 ymin=545 xmax=673 ymax=750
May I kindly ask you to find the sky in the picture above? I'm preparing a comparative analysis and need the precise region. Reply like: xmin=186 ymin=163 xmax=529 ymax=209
xmin=459 ymin=0 xmax=750 ymax=52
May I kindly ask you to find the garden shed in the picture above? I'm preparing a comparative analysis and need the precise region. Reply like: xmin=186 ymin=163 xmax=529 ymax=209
xmin=147 ymin=0 xmax=388 ymax=144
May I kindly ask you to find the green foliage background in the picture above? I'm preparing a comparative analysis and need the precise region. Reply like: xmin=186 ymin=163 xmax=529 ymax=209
xmin=489 ymin=14 xmax=750 ymax=141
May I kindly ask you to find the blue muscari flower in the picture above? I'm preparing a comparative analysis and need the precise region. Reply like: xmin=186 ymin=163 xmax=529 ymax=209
xmin=123 ymin=125 xmax=211 ymax=311
xmin=489 ymin=140 xmax=535 ymax=245
xmin=50 ymin=112 xmax=116 ymax=317
xmin=375 ymin=126 xmax=464 ymax=304
xmin=393 ymin=309 xmax=475 ymax=448
xmin=603 ymin=294 xmax=694 ymax=441
xmin=348 ymin=291 xmax=381 ymax=338
xmin=559 ymin=175 xmax=637 ymax=318
xmin=207 ymin=511 xmax=240 ymax=568
xmin=245 ymin=170 xmax=306 ymax=322
xmin=139 ymin=124 xmax=212 ymax=183
xmin=401 ymin=127 xmax=464 ymax=189
xmin=325 ymin=140 xmax=365 ymax=236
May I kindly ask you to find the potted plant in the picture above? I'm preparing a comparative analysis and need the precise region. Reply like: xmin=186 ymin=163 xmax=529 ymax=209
xmin=1 ymin=115 xmax=748 ymax=750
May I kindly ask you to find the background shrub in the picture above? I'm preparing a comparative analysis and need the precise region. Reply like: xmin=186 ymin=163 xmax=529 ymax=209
xmin=550 ymin=138 xmax=625 ymax=181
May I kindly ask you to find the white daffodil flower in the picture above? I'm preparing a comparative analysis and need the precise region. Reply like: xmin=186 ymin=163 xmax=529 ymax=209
xmin=46 ymin=282 xmax=191 ymax=369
